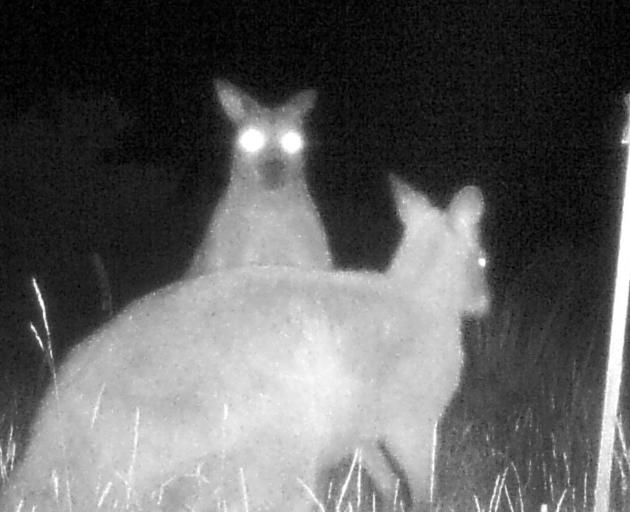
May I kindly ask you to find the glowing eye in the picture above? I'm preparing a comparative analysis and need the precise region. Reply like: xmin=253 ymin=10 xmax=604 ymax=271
xmin=280 ymin=130 xmax=304 ymax=154
xmin=478 ymin=255 xmax=487 ymax=269
xmin=238 ymin=128 xmax=266 ymax=153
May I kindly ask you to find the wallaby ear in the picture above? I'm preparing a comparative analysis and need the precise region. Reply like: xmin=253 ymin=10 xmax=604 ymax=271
xmin=214 ymin=79 xmax=260 ymax=123
xmin=284 ymin=89 xmax=317 ymax=117
xmin=390 ymin=174 xmax=416 ymax=217
xmin=389 ymin=174 xmax=433 ymax=223
xmin=449 ymin=186 xmax=484 ymax=233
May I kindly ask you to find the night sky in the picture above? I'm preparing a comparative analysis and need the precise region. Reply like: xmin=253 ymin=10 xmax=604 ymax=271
xmin=1 ymin=1 xmax=629 ymax=365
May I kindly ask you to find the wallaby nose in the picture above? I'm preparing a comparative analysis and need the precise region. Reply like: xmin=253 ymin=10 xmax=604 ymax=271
xmin=261 ymin=158 xmax=287 ymax=189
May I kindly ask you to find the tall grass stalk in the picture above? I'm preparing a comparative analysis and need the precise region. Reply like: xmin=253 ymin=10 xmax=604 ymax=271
xmin=29 ymin=277 xmax=73 ymax=512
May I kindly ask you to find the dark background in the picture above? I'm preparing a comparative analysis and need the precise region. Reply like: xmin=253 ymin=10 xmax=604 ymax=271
xmin=1 ymin=1 xmax=629 ymax=365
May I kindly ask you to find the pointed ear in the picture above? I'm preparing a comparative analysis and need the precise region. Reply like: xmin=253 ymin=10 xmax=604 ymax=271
xmin=449 ymin=186 xmax=484 ymax=233
xmin=389 ymin=174 xmax=432 ymax=223
xmin=284 ymin=89 xmax=317 ymax=117
xmin=214 ymin=79 xmax=260 ymax=123
xmin=390 ymin=174 xmax=415 ymax=217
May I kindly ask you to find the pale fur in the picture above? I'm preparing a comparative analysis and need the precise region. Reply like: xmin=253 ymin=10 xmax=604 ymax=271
xmin=0 ymin=179 xmax=488 ymax=512
xmin=187 ymin=79 xmax=331 ymax=276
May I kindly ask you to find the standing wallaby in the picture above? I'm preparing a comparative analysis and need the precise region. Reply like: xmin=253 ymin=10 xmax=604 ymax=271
xmin=186 ymin=79 xmax=332 ymax=276
xmin=0 ymin=178 xmax=488 ymax=512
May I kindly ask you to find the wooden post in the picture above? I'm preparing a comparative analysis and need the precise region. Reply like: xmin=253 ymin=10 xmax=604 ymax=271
xmin=594 ymin=94 xmax=630 ymax=512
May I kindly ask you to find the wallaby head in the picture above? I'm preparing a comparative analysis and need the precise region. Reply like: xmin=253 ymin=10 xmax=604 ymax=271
xmin=185 ymin=79 xmax=329 ymax=275
xmin=215 ymin=79 xmax=316 ymax=191
xmin=388 ymin=175 xmax=490 ymax=316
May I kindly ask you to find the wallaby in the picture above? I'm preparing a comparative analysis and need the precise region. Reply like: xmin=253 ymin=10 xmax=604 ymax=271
xmin=186 ymin=79 xmax=332 ymax=276
xmin=0 ymin=178 xmax=488 ymax=512
xmin=316 ymin=177 xmax=489 ymax=511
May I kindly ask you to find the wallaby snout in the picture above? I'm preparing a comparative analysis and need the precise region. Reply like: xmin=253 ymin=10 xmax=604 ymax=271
xmin=261 ymin=156 xmax=287 ymax=189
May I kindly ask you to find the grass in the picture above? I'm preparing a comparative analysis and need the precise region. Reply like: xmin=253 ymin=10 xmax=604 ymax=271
xmin=436 ymin=249 xmax=629 ymax=512
xmin=0 ymin=254 xmax=628 ymax=511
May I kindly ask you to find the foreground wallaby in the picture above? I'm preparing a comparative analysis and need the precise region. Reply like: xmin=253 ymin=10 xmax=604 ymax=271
xmin=187 ymin=79 xmax=331 ymax=276
xmin=0 ymin=178 xmax=488 ymax=512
